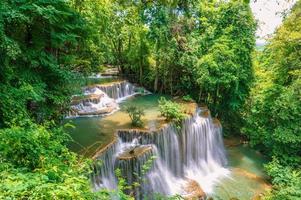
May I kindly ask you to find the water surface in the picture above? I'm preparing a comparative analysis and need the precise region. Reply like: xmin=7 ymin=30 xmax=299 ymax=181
xmin=65 ymin=94 xmax=169 ymax=156
xmin=212 ymin=144 xmax=271 ymax=200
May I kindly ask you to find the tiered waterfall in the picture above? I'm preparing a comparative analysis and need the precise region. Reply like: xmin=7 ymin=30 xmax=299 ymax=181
xmin=92 ymin=108 xmax=229 ymax=199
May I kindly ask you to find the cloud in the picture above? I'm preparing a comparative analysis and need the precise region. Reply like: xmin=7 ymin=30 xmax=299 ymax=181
xmin=250 ymin=0 xmax=296 ymax=43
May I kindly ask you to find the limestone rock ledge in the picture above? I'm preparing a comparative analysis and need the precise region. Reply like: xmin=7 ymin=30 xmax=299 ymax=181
xmin=118 ymin=145 xmax=153 ymax=160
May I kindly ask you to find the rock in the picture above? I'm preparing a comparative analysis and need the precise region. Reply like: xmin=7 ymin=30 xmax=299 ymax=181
xmin=78 ymin=106 xmax=116 ymax=116
xmin=71 ymin=94 xmax=102 ymax=105
xmin=183 ymin=180 xmax=206 ymax=200
xmin=199 ymin=109 xmax=210 ymax=118
xmin=212 ymin=118 xmax=221 ymax=127
xmin=102 ymin=67 xmax=119 ymax=76
xmin=118 ymin=145 xmax=153 ymax=160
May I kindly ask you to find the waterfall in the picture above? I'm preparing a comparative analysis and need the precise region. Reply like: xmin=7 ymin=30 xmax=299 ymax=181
xmin=92 ymin=139 xmax=120 ymax=190
xmin=92 ymin=108 xmax=229 ymax=199
xmin=87 ymin=81 xmax=137 ymax=101
xmin=68 ymin=81 xmax=137 ymax=117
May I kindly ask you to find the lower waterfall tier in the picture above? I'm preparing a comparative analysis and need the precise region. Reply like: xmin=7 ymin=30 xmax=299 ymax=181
xmin=91 ymin=108 xmax=230 ymax=199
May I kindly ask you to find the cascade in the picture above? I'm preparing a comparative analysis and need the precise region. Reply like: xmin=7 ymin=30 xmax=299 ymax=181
xmin=92 ymin=108 xmax=229 ymax=199
xmin=68 ymin=81 xmax=137 ymax=117
xmin=116 ymin=144 xmax=154 ymax=199
xmin=89 ymin=81 xmax=136 ymax=101
xmin=92 ymin=138 xmax=120 ymax=190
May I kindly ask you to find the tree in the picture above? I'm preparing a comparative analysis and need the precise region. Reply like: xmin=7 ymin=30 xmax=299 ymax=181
xmin=243 ymin=0 xmax=301 ymax=166
xmin=0 ymin=0 xmax=90 ymax=125
xmin=0 ymin=1 xmax=104 ymax=199
xmin=243 ymin=1 xmax=301 ymax=198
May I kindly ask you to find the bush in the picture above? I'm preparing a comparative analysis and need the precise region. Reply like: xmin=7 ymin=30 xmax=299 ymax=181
xmin=158 ymin=97 xmax=185 ymax=129
xmin=182 ymin=95 xmax=194 ymax=102
xmin=263 ymin=158 xmax=301 ymax=200
xmin=0 ymin=123 xmax=107 ymax=199
xmin=125 ymin=106 xmax=145 ymax=127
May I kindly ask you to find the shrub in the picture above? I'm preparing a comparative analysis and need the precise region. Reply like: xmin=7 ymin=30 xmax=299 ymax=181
xmin=0 ymin=123 xmax=105 ymax=199
xmin=158 ymin=97 xmax=185 ymax=129
xmin=125 ymin=106 xmax=145 ymax=127
xmin=182 ymin=95 xmax=194 ymax=102
xmin=263 ymin=158 xmax=301 ymax=200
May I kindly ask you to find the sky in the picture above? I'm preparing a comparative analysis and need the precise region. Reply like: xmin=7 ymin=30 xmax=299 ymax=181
xmin=250 ymin=0 xmax=296 ymax=45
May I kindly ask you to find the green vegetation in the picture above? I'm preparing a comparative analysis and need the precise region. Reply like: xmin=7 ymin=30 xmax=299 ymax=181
xmin=0 ymin=0 xmax=300 ymax=199
xmin=264 ymin=159 xmax=301 ymax=199
xmin=107 ymin=0 xmax=256 ymax=133
xmin=125 ymin=106 xmax=145 ymax=128
xmin=159 ymin=97 xmax=185 ymax=129
xmin=0 ymin=122 xmax=106 ymax=199
xmin=182 ymin=95 xmax=194 ymax=102
xmin=242 ymin=1 xmax=301 ymax=199
xmin=0 ymin=0 xmax=99 ymax=199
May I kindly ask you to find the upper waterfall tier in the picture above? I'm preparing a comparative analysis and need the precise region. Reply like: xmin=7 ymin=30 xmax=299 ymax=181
xmin=92 ymin=107 xmax=229 ymax=199
xmin=68 ymin=81 xmax=139 ymax=117
xmin=86 ymin=81 xmax=137 ymax=101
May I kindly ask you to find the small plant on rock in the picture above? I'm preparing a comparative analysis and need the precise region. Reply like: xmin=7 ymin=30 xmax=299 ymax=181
xmin=158 ymin=97 xmax=185 ymax=129
xmin=182 ymin=95 xmax=194 ymax=102
xmin=125 ymin=106 xmax=145 ymax=127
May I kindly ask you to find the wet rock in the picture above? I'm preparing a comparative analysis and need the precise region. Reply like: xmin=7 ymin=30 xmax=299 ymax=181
xmin=77 ymin=105 xmax=117 ymax=116
xmin=213 ymin=118 xmax=221 ymax=127
xmin=92 ymin=136 xmax=118 ymax=159
xmin=102 ymin=67 xmax=119 ymax=76
xmin=118 ymin=145 xmax=153 ymax=160
xmin=116 ymin=145 xmax=154 ymax=200
xmin=71 ymin=94 xmax=102 ymax=105
xmin=199 ymin=108 xmax=210 ymax=118
xmin=183 ymin=180 xmax=206 ymax=200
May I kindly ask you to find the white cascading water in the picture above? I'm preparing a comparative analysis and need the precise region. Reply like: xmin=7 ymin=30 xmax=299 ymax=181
xmin=90 ymin=81 xmax=136 ymax=101
xmin=68 ymin=81 xmax=137 ymax=117
xmin=92 ymin=108 xmax=230 ymax=199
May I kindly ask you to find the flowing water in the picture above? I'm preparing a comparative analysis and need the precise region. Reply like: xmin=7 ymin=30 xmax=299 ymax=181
xmin=91 ymin=108 xmax=230 ymax=199
xmin=212 ymin=143 xmax=270 ymax=200
xmin=65 ymin=94 xmax=171 ymax=157
xmin=68 ymin=80 xmax=139 ymax=118
xmin=87 ymin=81 xmax=136 ymax=101
xmin=66 ymin=78 xmax=270 ymax=199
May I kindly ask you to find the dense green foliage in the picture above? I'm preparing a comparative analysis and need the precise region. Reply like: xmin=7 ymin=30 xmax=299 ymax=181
xmin=1 ymin=0 xmax=300 ymax=199
xmin=182 ymin=95 xmax=194 ymax=102
xmin=0 ymin=0 xmax=91 ymax=126
xmin=264 ymin=159 xmax=301 ymax=200
xmin=0 ymin=0 xmax=100 ymax=199
xmin=125 ymin=106 xmax=145 ymax=127
xmin=243 ymin=1 xmax=301 ymax=199
xmin=0 ymin=123 xmax=99 ymax=199
xmin=98 ymin=0 xmax=256 ymax=132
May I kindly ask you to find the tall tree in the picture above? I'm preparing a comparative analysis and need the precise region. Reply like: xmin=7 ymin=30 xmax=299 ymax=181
xmin=0 ymin=0 xmax=90 ymax=125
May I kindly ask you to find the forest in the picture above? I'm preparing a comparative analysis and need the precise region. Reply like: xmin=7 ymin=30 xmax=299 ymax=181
xmin=0 ymin=0 xmax=300 ymax=199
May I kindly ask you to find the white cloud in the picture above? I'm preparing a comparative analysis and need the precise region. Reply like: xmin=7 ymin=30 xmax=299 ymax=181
xmin=250 ymin=0 xmax=296 ymax=43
